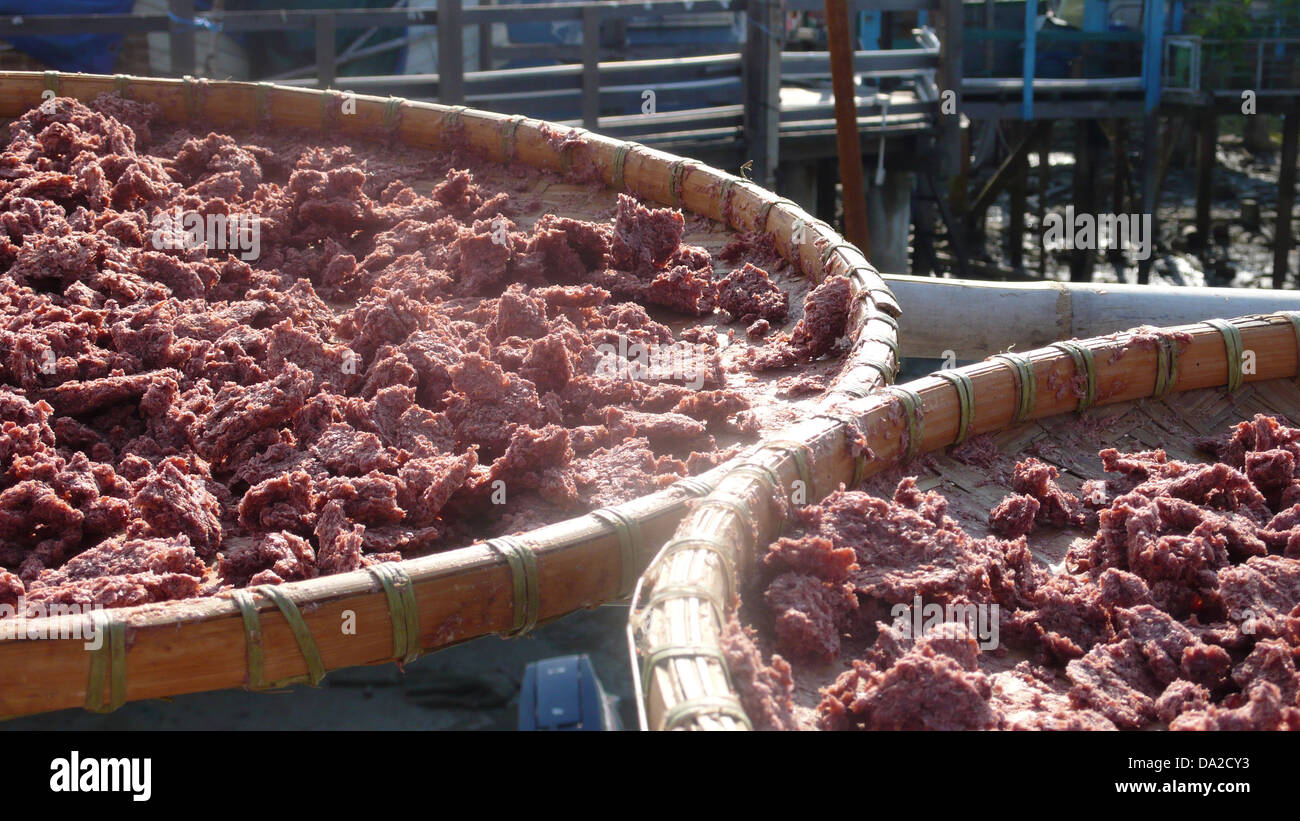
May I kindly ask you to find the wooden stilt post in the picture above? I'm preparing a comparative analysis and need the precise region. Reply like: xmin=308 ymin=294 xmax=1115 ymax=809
xmin=437 ymin=0 xmax=465 ymax=104
xmin=1071 ymin=120 xmax=1097 ymax=282
xmin=1195 ymin=110 xmax=1217 ymax=259
xmin=1038 ymin=121 xmax=1051 ymax=277
xmin=1138 ymin=114 xmax=1160 ymax=284
xmin=1009 ymin=124 xmax=1028 ymax=274
xmin=1274 ymin=103 xmax=1298 ymax=289
xmin=743 ymin=0 xmax=781 ymax=190
xmin=826 ymin=0 xmax=871 ymax=253
xmin=1107 ymin=118 xmax=1130 ymax=275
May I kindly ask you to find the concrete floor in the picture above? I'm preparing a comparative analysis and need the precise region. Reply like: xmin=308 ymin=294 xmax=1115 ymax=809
xmin=2 ymin=604 xmax=636 ymax=731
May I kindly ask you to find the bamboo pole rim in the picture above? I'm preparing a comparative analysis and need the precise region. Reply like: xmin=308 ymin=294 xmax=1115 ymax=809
xmin=0 ymin=71 xmax=899 ymax=718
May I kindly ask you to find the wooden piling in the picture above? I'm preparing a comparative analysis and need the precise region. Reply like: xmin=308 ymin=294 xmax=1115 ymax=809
xmin=1038 ymin=121 xmax=1051 ymax=277
xmin=1275 ymin=103 xmax=1298 ymax=289
xmin=825 ymin=0 xmax=870 ymax=253
xmin=1195 ymin=111 xmax=1217 ymax=258
xmin=1070 ymin=120 xmax=1097 ymax=282
xmin=1137 ymin=113 xmax=1160 ymax=284
xmin=1008 ymin=124 xmax=1028 ymax=273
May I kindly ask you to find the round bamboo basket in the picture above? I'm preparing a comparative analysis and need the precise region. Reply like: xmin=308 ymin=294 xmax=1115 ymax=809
xmin=0 ymin=71 xmax=899 ymax=718
xmin=630 ymin=312 xmax=1300 ymax=730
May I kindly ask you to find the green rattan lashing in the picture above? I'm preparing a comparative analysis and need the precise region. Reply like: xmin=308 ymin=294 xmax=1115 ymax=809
xmin=1205 ymin=318 xmax=1245 ymax=393
xmin=366 ymin=562 xmax=422 ymax=665
xmin=934 ymin=368 xmax=976 ymax=446
xmin=883 ymin=385 xmax=925 ymax=463
xmin=661 ymin=695 xmax=753 ymax=730
xmin=84 ymin=610 xmax=126 ymax=714
xmin=485 ymin=536 xmax=541 ymax=637
xmin=991 ymin=351 xmax=1037 ymax=424
xmin=1050 ymin=340 xmax=1097 ymax=412
xmin=591 ymin=507 xmax=645 ymax=599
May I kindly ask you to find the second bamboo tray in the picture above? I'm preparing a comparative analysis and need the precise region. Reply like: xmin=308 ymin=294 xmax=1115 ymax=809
xmin=630 ymin=312 xmax=1300 ymax=730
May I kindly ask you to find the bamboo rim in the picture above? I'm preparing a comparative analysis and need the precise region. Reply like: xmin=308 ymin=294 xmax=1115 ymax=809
xmin=0 ymin=72 xmax=899 ymax=718
xmin=630 ymin=312 xmax=1300 ymax=731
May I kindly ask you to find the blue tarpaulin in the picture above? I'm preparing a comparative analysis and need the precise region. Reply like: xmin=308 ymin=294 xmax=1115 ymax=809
xmin=1 ymin=1 xmax=137 ymax=74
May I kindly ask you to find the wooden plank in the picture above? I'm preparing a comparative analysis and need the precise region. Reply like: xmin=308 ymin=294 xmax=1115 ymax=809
xmin=1195 ymin=111 xmax=1216 ymax=256
xmin=1070 ymin=119 xmax=1098 ymax=282
xmin=581 ymin=5 xmax=600 ymax=130
xmin=743 ymin=0 xmax=781 ymax=187
xmin=1275 ymin=103 xmax=1298 ymax=288
xmin=963 ymin=99 xmax=1146 ymax=120
xmin=478 ymin=0 xmax=494 ymax=71
xmin=167 ymin=0 xmax=196 ymax=77
xmin=437 ymin=0 xmax=465 ymax=104
xmin=1008 ymin=123 xmax=1028 ymax=273
xmin=1137 ymin=113 xmax=1160 ymax=284
xmin=825 ymin=0 xmax=870 ymax=254
xmin=315 ymin=12 xmax=337 ymax=89
xmin=936 ymin=0 xmax=963 ymax=177
xmin=781 ymin=49 xmax=940 ymax=75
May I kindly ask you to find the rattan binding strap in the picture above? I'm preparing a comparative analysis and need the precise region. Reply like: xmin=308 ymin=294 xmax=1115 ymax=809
xmin=653 ymin=537 xmax=737 ymax=603
xmin=85 ymin=610 xmax=127 ymax=713
xmin=662 ymin=695 xmax=753 ymax=730
xmin=934 ymin=368 xmax=975 ymax=446
xmin=884 ymin=385 xmax=925 ymax=463
xmin=1152 ymin=331 xmax=1181 ymax=399
xmin=755 ymin=440 xmax=813 ymax=503
xmin=501 ymin=115 xmax=525 ymax=161
xmin=641 ymin=644 xmax=733 ymax=697
xmin=610 ymin=142 xmax=633 ymax=191
xmin=1204 ymin=318 xmax=1245 ymax=393
xmin=991 ymin=352 xmax=1037 ymax=424
xmin=811 ymin=410 xmax=868 ymax=488
xmin=1281 ymin=312 xmax=1300 ymax=380
xmin=486 ymin=536 xmax=540 ymax=637
xmin=672 ymin=475 xmax=714 ymax=498
xmin=756 ymin=198 xmax=798 ymax=233
xmin=669 ymin=159 xmax=696 ymax=208
xmin=231 ymin=585 xmax=326 ymax=691
xmin=366 ymin=562 xmax=422 ymax=664
xmin=1050 ymin=341 xmax=1097 ymax=412
xmin=591 ymin=507 xmax=644 ymax=599
xmin=382 ymin=96 xmax=405 ymax=131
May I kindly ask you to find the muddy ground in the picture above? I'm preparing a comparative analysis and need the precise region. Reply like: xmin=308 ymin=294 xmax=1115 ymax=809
xmin=966 ymin=122 xmax=1294 ymax=288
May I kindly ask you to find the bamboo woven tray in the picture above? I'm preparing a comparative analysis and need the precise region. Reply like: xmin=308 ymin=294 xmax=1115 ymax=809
xmin=0 ymin=71 xmax=899 ymax=718
xmin=630 ymin=312 xmax=1300 ymax=730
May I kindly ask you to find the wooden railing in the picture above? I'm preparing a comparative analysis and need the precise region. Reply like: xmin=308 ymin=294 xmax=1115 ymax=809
xmin=0 ymin=1 xmax=959 ymax=186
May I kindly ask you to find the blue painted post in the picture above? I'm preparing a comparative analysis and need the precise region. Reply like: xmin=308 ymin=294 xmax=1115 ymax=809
xmin=1023 ymin=0 xmax=1037 ymax=119
xmin=1083 ymin=0 xmax=1106 ymax=32
xmin=1171 ymin=1 xmax=1183 ymax=33
xmin=858 ymin=10 xmax=882 ymax=50
xmin=1142 ymin=0 xmax=1165 ymax=112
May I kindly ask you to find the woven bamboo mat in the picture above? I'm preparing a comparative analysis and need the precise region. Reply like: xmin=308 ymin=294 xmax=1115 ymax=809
xmin=753 ymin=377 xmax=1300 ymax=728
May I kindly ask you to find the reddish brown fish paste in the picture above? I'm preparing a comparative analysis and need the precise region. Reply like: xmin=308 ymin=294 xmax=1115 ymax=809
xmin=0 ymin=96 xmax=842 ymax=612
xmin=729 ymin=413 xmax=1300 ymax=730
